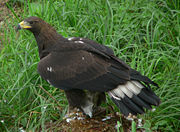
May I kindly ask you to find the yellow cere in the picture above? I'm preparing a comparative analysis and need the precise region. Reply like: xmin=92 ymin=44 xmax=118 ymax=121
xmin=19 ymin=21 xmax=32 ymax=29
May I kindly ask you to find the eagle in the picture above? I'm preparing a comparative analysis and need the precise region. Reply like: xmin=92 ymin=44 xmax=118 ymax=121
xmin=17 ymin=16 xmax=160 ymax=118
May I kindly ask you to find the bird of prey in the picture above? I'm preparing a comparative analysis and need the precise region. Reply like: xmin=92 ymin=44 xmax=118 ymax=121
xmin=17 ymin=16 xmax=160 ymax=118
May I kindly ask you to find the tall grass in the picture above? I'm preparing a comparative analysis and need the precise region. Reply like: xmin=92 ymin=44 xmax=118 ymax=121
xmin=0 ymin=0 xmax=179 ymax=131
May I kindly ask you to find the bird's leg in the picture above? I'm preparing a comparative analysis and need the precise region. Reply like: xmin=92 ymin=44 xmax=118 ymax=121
xmin=93 ymin=92 xmax=107 ymax=116
xmin=67 ymin=105 xmax=76 ymax=115
xmin=64 ymin=89 xmax=106 ymax=118
xmin=83 ymin=91 xmax=106 ymax=117
xmin=64 ymin=89 xmax=87 ymax=116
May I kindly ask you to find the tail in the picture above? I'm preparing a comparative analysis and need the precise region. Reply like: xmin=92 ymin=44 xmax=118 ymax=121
xmin=108 ymin=80 xmax=160 ymax=116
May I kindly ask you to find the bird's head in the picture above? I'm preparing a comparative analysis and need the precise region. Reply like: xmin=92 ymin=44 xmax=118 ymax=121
xmin=16 ymin=16 xmax=47 ymax=34
xmin=16 ymin=16 xmax=62 ymax=52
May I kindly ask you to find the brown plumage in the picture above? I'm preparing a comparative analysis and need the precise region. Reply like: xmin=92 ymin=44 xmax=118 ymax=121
xmin=17 ymin=16 xmax=160 ymax=117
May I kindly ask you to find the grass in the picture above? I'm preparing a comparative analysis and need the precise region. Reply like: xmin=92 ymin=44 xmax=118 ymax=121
xmin=0 ymin=0 xmax=180 ymax=131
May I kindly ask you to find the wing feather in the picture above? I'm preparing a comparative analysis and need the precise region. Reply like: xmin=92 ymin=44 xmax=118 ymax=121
xmin=38 ymin=50 xmax=130 ymax=92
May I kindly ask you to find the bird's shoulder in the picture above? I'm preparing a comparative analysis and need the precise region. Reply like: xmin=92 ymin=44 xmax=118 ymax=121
xmin=40 ymin=36 xmax=130 ymax=72
xmin=66 ymin=37 xmax=114 ymax=55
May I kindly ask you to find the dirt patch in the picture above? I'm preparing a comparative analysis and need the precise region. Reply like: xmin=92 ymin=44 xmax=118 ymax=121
xmin=0 ymin=0 xmax=9 ymax=48
xmin=0 ymin=0 xmax=9 ymax=22
xmin=44 ymin=109 xmax=146 ymax=132
xmin=0 ymin=0 xmax=22 ymax=49
xmin=0 ymin=0 xmax=11 ymax=49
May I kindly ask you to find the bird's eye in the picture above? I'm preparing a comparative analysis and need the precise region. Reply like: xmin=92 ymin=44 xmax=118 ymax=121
xmin=29 ymin=21 xmax=34 ymax=25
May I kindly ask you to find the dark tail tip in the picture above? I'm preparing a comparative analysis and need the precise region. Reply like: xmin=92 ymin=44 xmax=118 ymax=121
xmin=109 ymin=84 xmax=160 ymax=116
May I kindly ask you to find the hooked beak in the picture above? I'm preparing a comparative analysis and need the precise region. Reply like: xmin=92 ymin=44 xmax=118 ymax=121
xmin=16 ymin=21 xmax=32 ymax=32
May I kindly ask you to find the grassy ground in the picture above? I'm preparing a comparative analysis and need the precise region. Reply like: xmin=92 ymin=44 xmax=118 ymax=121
xmin=0 ymin=0 xmax=179 ymax=131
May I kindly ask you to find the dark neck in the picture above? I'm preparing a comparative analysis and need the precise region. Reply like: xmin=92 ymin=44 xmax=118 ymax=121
xmin=32 ymin=29 xmax=66 ymax=59
xmin=34 ymin=29 xmax=59 ymax=46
